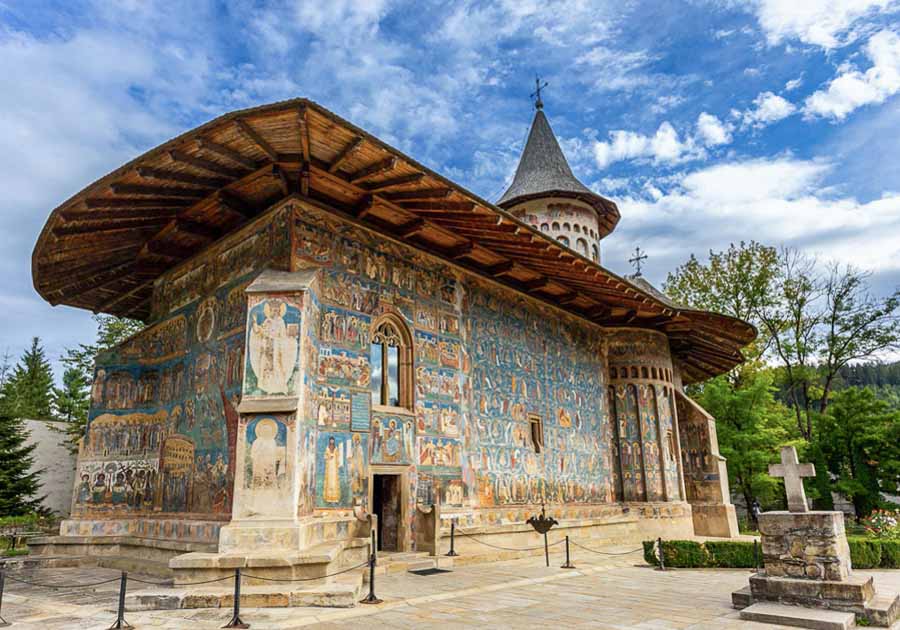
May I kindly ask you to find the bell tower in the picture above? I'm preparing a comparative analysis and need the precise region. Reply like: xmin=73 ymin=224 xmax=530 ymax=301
xmin=497 ymin=84 xmax=619 ymax=263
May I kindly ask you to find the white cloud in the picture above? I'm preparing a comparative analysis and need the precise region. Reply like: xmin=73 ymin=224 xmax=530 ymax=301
xmin=740 ymin=91 xmax=797 ymax=128
xmin=696 ymin=112 xmax=733 ymax=146
xmin=752 ymin=0 xmax=898 ymax=49
xmin=804 ymin=29 xmax=900 ymax=120
xmin=785 ymin=75 xmax=804 ymax=91
xmin=605 ymin=157 xmax=900 ymax=281
xmin=592 ymin=122 xmax=700 ymax=169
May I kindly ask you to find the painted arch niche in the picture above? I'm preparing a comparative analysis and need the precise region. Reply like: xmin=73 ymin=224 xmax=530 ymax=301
xmin=369 ymin=312 xmax=414 ymax=410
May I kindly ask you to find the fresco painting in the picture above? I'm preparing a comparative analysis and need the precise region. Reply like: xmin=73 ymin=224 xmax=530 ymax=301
xmin=242 ymin=415 xmax=292 ymax=516
xmin=315 ymin=431 xmax=367 ymax=509
xmin=616 ymin=384 xmax=646 ymax=502
xmin=370 ymin=414 xmax=415 ymax=465
xmin=244 ymin=297 xmax=302 ymax=397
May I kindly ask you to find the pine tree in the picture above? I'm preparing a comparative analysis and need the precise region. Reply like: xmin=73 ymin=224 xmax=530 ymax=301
xmin=0 ymin=338 xmax=55 ymax=420
xmin=0 ymin=414 xmax=43 ymax=515
xmin=53 ymin=367 xmax=90 ymax=424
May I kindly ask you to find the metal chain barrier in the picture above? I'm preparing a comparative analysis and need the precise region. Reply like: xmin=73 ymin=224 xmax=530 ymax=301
xmin=568 ymin=539 xmax=645 ymax=557
xmin=242 ymin=560 xmax=369 ymax=583
xmin=3 ymin=573 xmax=122 ymax=589
xmin=128 ymin=574 xmax=234 ymax=587
xmin=454 ymin=526 xmax=566 ymax=552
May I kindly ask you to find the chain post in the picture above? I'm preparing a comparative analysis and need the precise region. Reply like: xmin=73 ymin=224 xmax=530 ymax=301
xmin=0 ymin=560 xmax=8 ymax=627
xmin=657 ymin=537 xmax=666 ymax=571
xmin=560 ymin=536 xmax=575 ymax=569
xmin=106 ymin=571 xmax=133 ymax=629
xmin=754 ymin=540 xmax=762 ymax=574
xmin=360 ymin=529 xmax=382 ymax=604
xmin=446 ymin=521 xmax=458 ymax=557
xmin=222 ymin=567 xmax=249 ymax=628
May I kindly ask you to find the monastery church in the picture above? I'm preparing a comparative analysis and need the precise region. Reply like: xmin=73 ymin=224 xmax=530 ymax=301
xmin=30 ymin=95 xmax=755 ymax=580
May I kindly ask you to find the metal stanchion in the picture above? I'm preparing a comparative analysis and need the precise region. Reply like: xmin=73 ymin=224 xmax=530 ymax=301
xmin=360 ymin=530 xmax=382 ymax=604
xmin=446 ymin=522 xmax=458 ymax=557
xmin=0 ymin=560 xmax=9 ymax=628
xmin=107 ymin=571 xmax=133 ymax=629
xmin=656 ymin=537 xmax=666 ymax=571
xmin=754 ymin=540 xmax=762 ymax=574
xmin=560 ymin=536 xmax=575 ymax=569
xmin=222 ymin=568 xmax=248 ymax=629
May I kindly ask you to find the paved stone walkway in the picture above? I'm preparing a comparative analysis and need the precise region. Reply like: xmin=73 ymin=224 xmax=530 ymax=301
xmin=2 ymin=553 xmax=899 ymax=629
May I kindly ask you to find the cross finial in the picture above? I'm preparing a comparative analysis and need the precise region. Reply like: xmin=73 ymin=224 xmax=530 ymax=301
xmin=769 ymin=446 xmax=816 ymax=512
xmin=629 ymin=246 xmax=648 ymax=276
xmin=531 ymin=76 xmax=549 ymax=110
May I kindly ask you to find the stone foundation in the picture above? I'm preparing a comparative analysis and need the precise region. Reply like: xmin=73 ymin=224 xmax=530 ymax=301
xmin=690 ymin=503 xmax=738 ymax=538
xmin=759 ymin=511 xmax=851 ymax=582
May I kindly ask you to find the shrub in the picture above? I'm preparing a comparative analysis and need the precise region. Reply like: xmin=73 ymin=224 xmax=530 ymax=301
xmin=706 ymin=541 xmax=757 ymax=568
xmin=879 ymin=540 xmax=900 ymax=569
xmin=849 ymin=537 xmax=882 ymax=569
xmin=642 ymin=540 xmax=659 ymax=566
xmin=661 ymin=540 xmax=708 ymax=568
xmin=860 ymin=509 xmax=900 ymax=540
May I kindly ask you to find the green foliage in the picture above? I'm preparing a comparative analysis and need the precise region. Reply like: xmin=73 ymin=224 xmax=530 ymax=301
xmin=53 ymin=367 xmax=89 ymax=424
xmin=706 ymin=541 xmax=758 ymax=568
xmin=814 ymin=388 xmax=900 ymax=520
xmin=0 ymin=338 xmax=55 ymax=420
xmin=880 ymin=540 xmax=900 ymax=568
xmin=642 ymin=540 xmax=658 ymax=566
xmin=695 ymin=369 xmax=796 ymax=511
xmin=0 ymin=414 xmax=42 ymax=516
xmin=848 ymin=537 xmax=883 ymax=569
xmin=661 ymin=540 xmax=708 ymax=567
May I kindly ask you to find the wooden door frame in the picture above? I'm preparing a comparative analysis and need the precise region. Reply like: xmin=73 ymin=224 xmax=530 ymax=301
xmin=368 ymin=465 xmax=410 ymax=552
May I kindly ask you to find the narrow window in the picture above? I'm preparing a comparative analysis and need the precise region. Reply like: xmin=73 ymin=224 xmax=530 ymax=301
xmin=552 ymin=221 xmax=560 ymax=231
xmin=591 ymin=244 xmax=598 ymax=261
xmin=558 ymin=235 xmax=569 ymax=247
xmin=529 ymin=414 xmax=544 ymax=453
xmin=574 ymin=224 xmax=581 ymax=233
xmin=370 ymin=317 xmax=413 ymax=409
xmin=540 ymin=223 xmax=549 ymax=232
xmin=577 ymin=238 xmax=588 ymax=256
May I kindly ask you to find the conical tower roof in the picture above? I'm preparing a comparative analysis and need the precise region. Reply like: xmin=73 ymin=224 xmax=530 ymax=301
xmin=498 ymin=108 xmax=620 ymax=237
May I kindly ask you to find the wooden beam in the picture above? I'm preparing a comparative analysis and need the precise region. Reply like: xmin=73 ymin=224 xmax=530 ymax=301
xmin=349 ymin=157 xmax=396 ymax=183
xmin=361 ymin=173 xmax=424 ymax=192
xmin=53 ymin=217 xmax=171 ymax=236
xmin=85 ymin=198 xmax=193 ymax=210
xmin=395 ymin=201 xmax=474 ymax=212
xmin=272 ymin=164 xmax=292 ymax=196
xmin=353 ymin=195 xmax=375 ymax=219
xmin=485 ymin=260 xmax=515 ymax=276
xmin=381 ymin=189 xmax=452 ymax=202
xmin=109 ymin=184 xmax=207 ymax=199
xmin=175 ymin=218 xmax=220 ymax=241
xmin=197 ymin=138 xmax=259 ymax=170
xmin=96 ymin=279 xmax=152 ymax=314
xmin=558 ymin=291 xmax=580 ymax=305
xmin=60 ymin=208 xmax=179 ymax=222
xmin=523 ymin=277 xmax=550 ymax=291
xmin=300 ymin=160 xmax=310 ymax=196
xmin=235 ymin=119 xmax=279 ymax=161
xmin=168 ymin=149 xmax=246 ymax=179
xmin=136 ymin=167 xmax=227 ymax=189
xmin=44 ymin=260 xmax=136 ymax=294
xmin=145 ymin=240 xmax=195 ymax=260
xmin=584 ymin=304 xmax=612 ymax=319
xmin=445 ymin=241 xmax=474 ymax=259
xmin=297 ymin=106 xmax=311 ymax=162
xmin=217 ymin=190 xmax=255 ymax=219
xmin=397 ymin=218 xmax=426 ymax=238
xmin=328 ymin=136 xmax=364 ymax=173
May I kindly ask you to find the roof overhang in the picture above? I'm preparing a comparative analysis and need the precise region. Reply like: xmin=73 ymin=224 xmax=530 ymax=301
xmin=31 ymin=97 xmax=755 ymax=383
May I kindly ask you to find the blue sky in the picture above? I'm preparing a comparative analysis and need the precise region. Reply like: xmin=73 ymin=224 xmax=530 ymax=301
xmin=2 ymin=0 xmax=900 ymax=376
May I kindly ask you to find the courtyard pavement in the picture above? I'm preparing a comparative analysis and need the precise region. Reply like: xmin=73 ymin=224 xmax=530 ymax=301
xmin=2 ymin=550 xmax=899 ymax=629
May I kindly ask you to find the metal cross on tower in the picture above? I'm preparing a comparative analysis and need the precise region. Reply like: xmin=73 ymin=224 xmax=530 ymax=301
xmin=629 ymin=246 xmax=648 ymax=276
xmin=531 ymin=76 xmax=549 ymax=110
xmin=769 ymin=446 xmax=816 ymax=513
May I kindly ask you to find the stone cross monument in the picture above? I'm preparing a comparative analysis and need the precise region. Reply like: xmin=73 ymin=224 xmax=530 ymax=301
xmin=734 ymin=446 xmax=900 ymax=627
xmin=768 ymin=446 xmax=815 ymax=513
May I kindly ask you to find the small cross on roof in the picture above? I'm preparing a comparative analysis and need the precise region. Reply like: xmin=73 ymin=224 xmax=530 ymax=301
xmin=769 ymin=446 xmax=816 ymax=513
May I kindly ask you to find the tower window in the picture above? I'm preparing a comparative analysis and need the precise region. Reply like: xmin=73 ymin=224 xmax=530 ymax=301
xmin=574 ymin=224 xmax=581 ymax=233
xmin=370 ymin=315 xmax=414 ymax=409
xmin=576 ymin=238 xmax=588 ymax=256
xmin=592 ymin=244 xmax=599 ymax=261
xmin=528 ymin=414 xmax=544 ymax=453
xmin=558 ymin=235 xmax=569 ymax=247
xmin=552 ymin=221 xmax=560 ymax=231
xmin=540 ymin=223 xmax=549 ymax=232
xmin=563 ymin=222 xmax=571 ymax=231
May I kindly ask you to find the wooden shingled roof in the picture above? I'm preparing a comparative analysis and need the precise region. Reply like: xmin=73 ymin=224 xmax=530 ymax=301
xmin=31 ymin=97 xmax=756 ymax=383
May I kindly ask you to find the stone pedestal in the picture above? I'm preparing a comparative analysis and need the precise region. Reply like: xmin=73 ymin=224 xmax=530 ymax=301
xmin=733 ymin=510 xmax=899 ymax=627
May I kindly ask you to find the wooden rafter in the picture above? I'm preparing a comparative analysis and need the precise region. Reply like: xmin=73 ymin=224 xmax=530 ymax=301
xmin=53 ymin=217 xmax=171 ymax=237
xmin=362 ymin=173 xmax=424 ymax=192
xmin=235 ymin=119 xmax=279 ymax=161
xmin=197 ymin=138 xmax=260 ymax=170
xmin=60 ymin=208 xmax=179 ymax=222
xmin=349 ymin=157 xmax=396 ymax=183
xmin=328 ymin=136 xmax=364 ymax=173
xmin=85 ymin=198 xmax=193 ymax=210
xmin=168 ymin=149 xmax=246 ymax=179
xmin=109 ymin=184 xmax=207 ymax=199
xmin=136 ymin=167 xmax=227 ymax=189
xmin=381 ymin=188 xmax=452 ymax=202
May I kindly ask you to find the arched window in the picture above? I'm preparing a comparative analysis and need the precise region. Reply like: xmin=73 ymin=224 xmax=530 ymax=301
xmin=574 ymin=224 xmax=581 ymax=233
xmin=558 ymin=235 xmax=569 ymax=247
xmin=576 ymin=238 xmax=588 ymax=256
xmin=591 ymin=244 xmax=599 ymax=261
xmin=540 ymin=223 xmax=549 ymax=232
xmin=552 ymin=221 xmax=560 ymax=231
xmin=563 ymin=222 xmax=571 ymax=231
xmin=369 ymin=315 xmax=414 ymax=409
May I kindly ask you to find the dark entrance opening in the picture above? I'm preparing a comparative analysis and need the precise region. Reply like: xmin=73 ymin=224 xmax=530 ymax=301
xmin=373 ymin=473 xmax=401 ymax=551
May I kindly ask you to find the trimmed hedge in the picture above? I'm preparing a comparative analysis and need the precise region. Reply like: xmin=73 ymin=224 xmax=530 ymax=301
xmin=643 ymin=537 xmax=900 ymax=570
xmin=848 ymin=537 xmax=882 ymax=569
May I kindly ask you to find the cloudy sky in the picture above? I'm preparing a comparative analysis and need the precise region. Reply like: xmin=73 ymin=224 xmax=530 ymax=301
xmin=2 ymin=0 xmax=900 ymax=375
